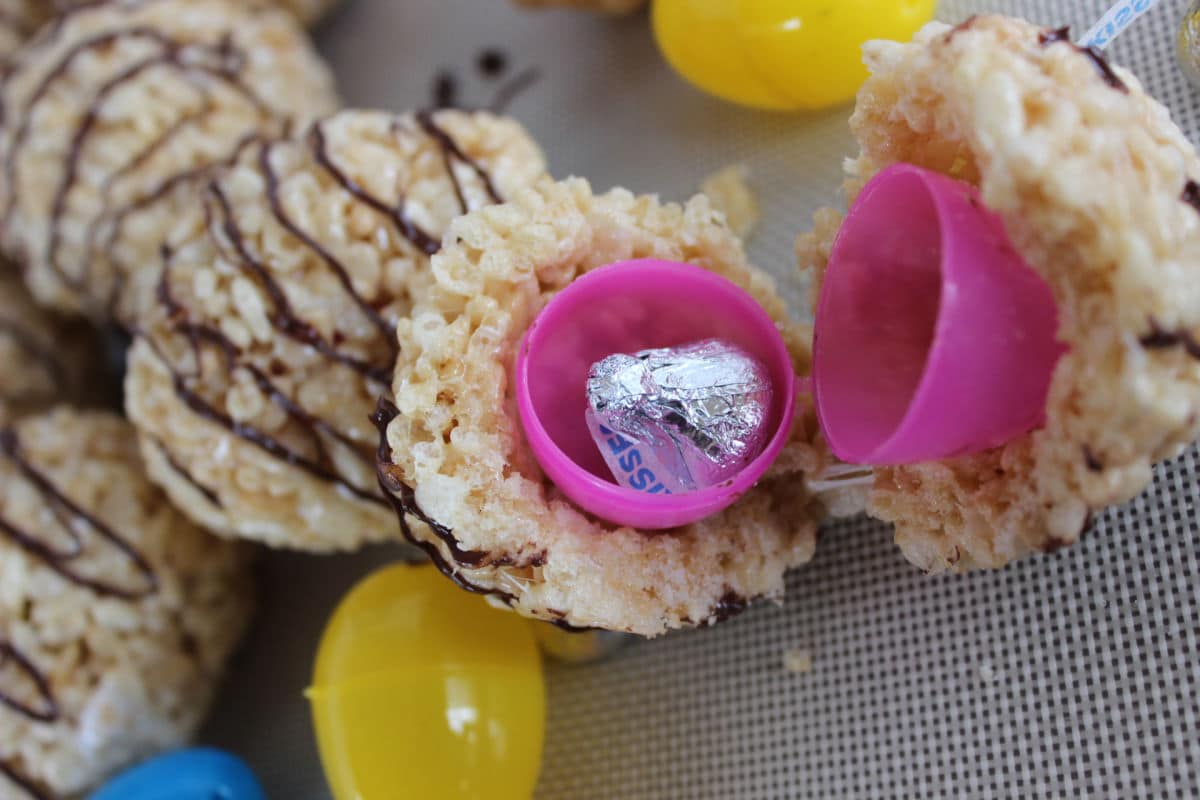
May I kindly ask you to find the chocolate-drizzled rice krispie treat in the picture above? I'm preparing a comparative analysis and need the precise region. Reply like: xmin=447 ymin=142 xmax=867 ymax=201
xmin=126 ymin=109 xmax=547 ymax=551
xmin=796 ymin=16 xmax=1200 ymax=572
xmin=0 ymin=409 xmax=254 ymax=798
xmin=0 ymin=0 xmax=337 ymax=325
xmin=377 ymin=177 xmax=825 ymax=637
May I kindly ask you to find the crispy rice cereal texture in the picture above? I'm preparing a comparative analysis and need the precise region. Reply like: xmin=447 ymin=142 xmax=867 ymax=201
xmin=0 ymin=409 xmax=254 ymax=799
xmin=0 ymin=268 xmax=112 ymax=424
xmin=796 ymin=16 xmax=1200 ymax=572
xmin=379 ymin=177 xmax=824 ymax=637
xmin=0 ymin=0 xmax=338 ymax=324
xmin=126 ymin=109 xmax=547 ymax=552
xmin=513 ymin=0 xmax=646 ymax=14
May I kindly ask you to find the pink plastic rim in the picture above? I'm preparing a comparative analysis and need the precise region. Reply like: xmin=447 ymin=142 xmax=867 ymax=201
xmin=515 ymin=259 xmax=797 ymax=531
xmin=813 ymin=163 xmax=1066 ymax=465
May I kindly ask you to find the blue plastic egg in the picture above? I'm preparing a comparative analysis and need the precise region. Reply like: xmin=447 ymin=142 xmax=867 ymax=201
xmin=87 ymin=748 xmax=266 ymax=800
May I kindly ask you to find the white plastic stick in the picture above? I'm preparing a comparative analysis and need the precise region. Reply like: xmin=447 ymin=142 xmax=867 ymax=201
xmin=1080 ymin=0 xmax=1163 ymax=49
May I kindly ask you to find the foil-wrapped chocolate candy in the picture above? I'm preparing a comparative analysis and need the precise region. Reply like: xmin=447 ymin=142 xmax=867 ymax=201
xmin=586 ymin=338 xmax=773 ymax=494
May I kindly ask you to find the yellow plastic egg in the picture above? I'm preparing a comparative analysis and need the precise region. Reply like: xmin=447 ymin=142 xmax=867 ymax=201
xmin=307 ymin=564 xmax=545 ymax=800
xmin=652 ymin=0 xmax=937 ymax=110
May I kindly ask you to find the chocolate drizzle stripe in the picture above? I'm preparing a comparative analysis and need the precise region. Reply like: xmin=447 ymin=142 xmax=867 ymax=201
xmin=1182 ymin=180 xmax=1200 ymax=214
xmin=99 ymin=94 xmax=215 ymax=199
xmin=208 ymin=177 xmax=387 ymax=384
xmin=372 ymin=398 xmax=497 ymax=573
xmin=0 ymin=642 xmax=58 ymax=723
xmin=0 ymin=429 xmax=158 ymax=599
xmin=259 ymin=137 xmax=397 ymax=380
xmin=415 ymin=110 xmax=502 ymax=210
xmin=373 ymin=400 xmax=746 ymax=633
xmin=309 ymin=120 xmax=440 ymax=256
xmin=1139 ymin=318 xmax=1200 ymax=359
xmin=488 ymin=66 xmax=541 ymax=114
xmin=47 ymin=52 xmax=184 ymax=289
xmin=140 ymin=331 xmax=385 ymax=507
xmin=0 ymin=320 xmax=68 ymax=394
xmin=1038 ymin=26 xmax=1128 ymax=92
xmin=152 ymin=437 xmax=222 ymax=508
xmin=0 ymin=759 xmax=48 ymax=800
xmin=1038 ymin=25 xmax=1071 ymax=45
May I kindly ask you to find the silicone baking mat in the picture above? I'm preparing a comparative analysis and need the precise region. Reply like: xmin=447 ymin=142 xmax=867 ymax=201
xmin=201 ymin=1 xmax=1200 ymax=797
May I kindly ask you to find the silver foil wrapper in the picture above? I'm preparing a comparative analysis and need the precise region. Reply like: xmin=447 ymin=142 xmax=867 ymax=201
xmin=586 ymin=339 xmax=773 ymax=493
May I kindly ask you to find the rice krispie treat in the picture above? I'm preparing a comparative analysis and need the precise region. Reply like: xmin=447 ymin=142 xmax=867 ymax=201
xmin=377 ymin=177 xmax=824 ymax=637
xmin=514 ymin=0 xmax=646 ymax=14
xmin=126 ymin=109 xmax=547 ymax=552
xmin=0 ymin=269 xmax=110 ymax=424
xmin=796 ymin=16 xmax=1200 ymax=572
xmin=0 ymin=408 xmax=254 ymax=798
xmin=0 ymin=0 xmax=338 ymax=325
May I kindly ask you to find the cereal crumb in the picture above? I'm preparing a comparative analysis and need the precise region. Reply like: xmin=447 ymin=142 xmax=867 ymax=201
xmin=784 ymin=648 xmax=813 ymax=674
xmin=701 ymin=165 xmax=760 ymax=239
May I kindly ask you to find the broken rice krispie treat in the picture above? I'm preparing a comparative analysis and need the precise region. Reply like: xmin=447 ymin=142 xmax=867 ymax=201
xmin=0 ymin=409 xmax=254 ymax=798
xmin=126 ymin=109 xmax=547 ymax=551
xmin=797 ymin=16 xmax=1200 ymax=572
xmin=378 ymin=176 xmax=825 ymax=637
xmin=0 ymin=0 xmax=337 ymax=324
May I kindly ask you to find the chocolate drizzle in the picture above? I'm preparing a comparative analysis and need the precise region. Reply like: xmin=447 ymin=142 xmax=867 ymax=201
xmin=0 ymin=759 xmax=49 ymax=800
xmin=1038 ymin=26 xmax=1128 ymax=92
xmin=1037 ymin=26 xmax=1071 ymax=45
xmin=152 ymin=437 xmax=222 ymax=508
xmin=708 ymin=590 xmax=749 ymax=626
xmin=1139 ymin=318 xmax=1200 ymax=359
xmin=477 ymin=49 xmax=508 ymax=79
xmin=1182 ymin=180 xmax=1200 ymax=214
xmin=488 ymin=67 xmax=542 ymax=114
xmin=0 ymin=642 xmax=58 ymax=723
xmin=431 ymin=70 xmax=458 ymax=110
xmin=0 ymin=428 xmax=158 ymax=599
xmin=0 ymin=643 xmax=56 ymax=799
xmin=426 ymin=49 xmax=540 ymax=116
xmin=415 ymin=110 xmax=502 ymax=209
xmin=309 ymin=120 xmax=439 ymax=256
xmin=372 ymin=399 xmax=495 ymax=574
